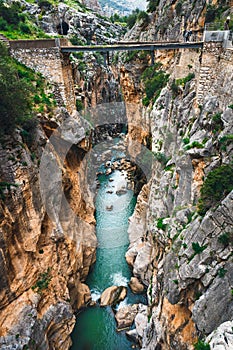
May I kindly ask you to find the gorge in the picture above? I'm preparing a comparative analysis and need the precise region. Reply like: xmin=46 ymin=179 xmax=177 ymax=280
xmin=0 ymin=0 xmax=233 ymax=350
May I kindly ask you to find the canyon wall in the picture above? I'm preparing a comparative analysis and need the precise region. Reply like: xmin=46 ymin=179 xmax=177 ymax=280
xmin=0 ymin=105 xmax=97 ymax=349
xmin=123 ymin=1 xmax=233 ymax=348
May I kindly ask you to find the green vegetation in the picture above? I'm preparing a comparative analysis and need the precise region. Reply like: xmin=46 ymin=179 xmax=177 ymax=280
xmin=182 ymin=137 xmax=190 ymax=145
xmin=176 ymin=73 xmax=195 ymax=87
xmin=137 ymin=11 xmax=150 ymax=26
xmin=0 ymin=41 xmax=55 ymax=141
xmin=141 ymin=63 xmax=169 ymax=106
xmin=194 ymin=339 xmax=210 ymax=350
xmin=153 ymin=152 xmax=170 ymax=167
xmin=0 ymin=42 xmax=34 ymax=137
xmin=219 ymin=135 xmax=233 ymax=151
xmin=218 ymin=267 xmax=227 ymax=278
xmin=125 ymin=8 xmax=150 ymax=29
xmin=198 ymin=164 xmax=233 ymax=216
xmin=211 ymin=112 xmax=223 ymax=134
xmin=188 ymin=242 xmax=208 ymax=262
xmin=205 ymin=1 xmax=231 ymax=27
xmin=123 ymin=50 xmax=148 ymax=63
xmin=157 ymin=218 xmax=167 ymax=231
xmin=0 ymin=182 xmax=19 ymax=200
xmin=192 ymin=242 xmax=208 ymax=254
xmin=32 ymin=268 xmax=52 ymax=293
xmin=218 ymin=232 xmax=233 ymax=247
xmin=76 ymin=99 xmax=84 ymax=112
xmin=146 ymin=0 xmax=160 ymax=13
xmin=184 ymin=141 xmax=204 ymax=151
xmin=175 ymin=2 xmax=183 ymax=16
xmin=0 ymin=0 xmax=49 ymax=39
xmin=171 ymin=73 xmax=195 ymax=98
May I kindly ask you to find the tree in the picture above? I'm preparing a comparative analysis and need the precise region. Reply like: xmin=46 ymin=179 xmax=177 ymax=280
xmin=147 ymin=0 xmax=160 ymax=13
xmin=0 ymin=42 xmax=34 ymax=137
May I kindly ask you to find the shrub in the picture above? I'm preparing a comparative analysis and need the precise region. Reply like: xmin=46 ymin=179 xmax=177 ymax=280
xmin=211 ymin=112 xmax=223 ymax=134
xmin=218 ymin=267 xmax=227 ymax=278
xmin=219 ymin=135 xmax=233 ymax=151
xmin=141 ymin=64 xmax=169 ymax=105
xmin=0 ymin=42 xmax=35 ymax=137
xmin=138 ymin=11 xmax=150 ymax=26
xmin=19 ymin=22 xmax=31 ymax=34
xmin=171 ymin=79 xmax=179 ymax=98
xmin=147 ymin=0 xmax=160 ymax=13
xmin=182 ymin=137 xmax=190 ymax=145
xmin=218 ymin=232 xmax=232 ymax=246
xmin=0 ymin=17 xmax=7 ymax=30
xmin=198 ymin=164 xmax=233 ymax=216
xmin=157 ymin=218 xmax=167 ymax=231
xmin=76 ymin=99 xmax=84 ymax=112
xmin=153 ymin=152 xmax=170 ymax=167
xmin=175 ymin=2 xmax=183 ymax=16
xmin=194 ymin=339 xmax=210 ymax=350
xmin=176 ymin=73 xmax=195 ymax=87
xmin=192 ymin=242 xmax=207 ymax=254
xmin=32 ymin=268 xmax=51 ymax=293
xmin=0 ymin=0 xmax=24 ymax=26
xmin=184 ymin=141 xmax=204 ymax=150
xmin=126 ymin=9 xmax=139 ymax=29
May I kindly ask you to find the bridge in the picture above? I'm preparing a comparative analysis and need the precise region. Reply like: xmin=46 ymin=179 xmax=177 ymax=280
xmin=60 ymin=41 xmax=203 ymax=65
xmin=6 ymin=33 xmax=232 ymax=113
xmin=7 ymin=37 xmax=204 ymax=66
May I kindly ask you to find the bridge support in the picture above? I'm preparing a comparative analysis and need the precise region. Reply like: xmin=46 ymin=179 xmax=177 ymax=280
xmin=150 ymin=50 xmax=155 ymax=65
xmin=102 ymin=51 xmax=110 ymax=66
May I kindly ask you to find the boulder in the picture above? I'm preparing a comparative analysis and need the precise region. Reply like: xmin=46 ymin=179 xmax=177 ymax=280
xmin=116 ymin=189 xmax=127 ymax=195
xmin=76 ymin=283 xmax=92 ymax=309
xmin=115 ymin=304 xmax=138 ymax=330
xmin=129 ymin=277 xmax=144 ymax=294
xmin=100 ymin=286 xmax=127 ymax=306
xmin=106 ymin=205 xmax=113 ymax=211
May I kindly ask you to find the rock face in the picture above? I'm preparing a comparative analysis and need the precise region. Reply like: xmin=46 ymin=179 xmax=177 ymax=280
xmin=115 ymin=304 xmax=138 ymax=330
xmin=17 ymin=0 xmax=122 ymax=44
xmin=206 ymin=321 xmax=233 ymax=350
xmin=121 ymin=1 xmax=233 ymax=349
xmin=0 ymin=103 xmax=96 ymax=349
xmin=100 ymin=286 xmax=127 ymax=306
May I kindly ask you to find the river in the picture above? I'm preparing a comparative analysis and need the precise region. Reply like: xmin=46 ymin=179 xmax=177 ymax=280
xmin=71 ymin=167 xmax=146 ymax=350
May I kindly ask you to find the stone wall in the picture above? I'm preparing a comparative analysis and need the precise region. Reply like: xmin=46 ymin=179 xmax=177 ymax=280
xmin=10 ymin=42 xmax=76 ymax=115
xmin=197 ymin=42 xmax=233 ymax=107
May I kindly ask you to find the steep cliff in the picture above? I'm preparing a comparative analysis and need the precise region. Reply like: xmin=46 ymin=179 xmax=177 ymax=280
xmin=122 ymin=1 xmax=233 ymax=349
xmin=0 ymin=100 xmax=98 ymax=349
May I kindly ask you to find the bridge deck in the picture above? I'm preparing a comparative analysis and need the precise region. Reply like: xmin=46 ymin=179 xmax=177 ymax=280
xmin=61 ymin=41 xmax=203 ymax=53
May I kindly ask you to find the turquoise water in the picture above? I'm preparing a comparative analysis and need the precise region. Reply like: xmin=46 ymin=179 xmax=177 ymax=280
xmin=71 ymin=170 xmax=146 ymax=350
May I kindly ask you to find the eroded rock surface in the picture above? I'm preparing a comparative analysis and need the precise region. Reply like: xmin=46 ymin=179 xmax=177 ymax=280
xmin=100 ymin=286 xmax=127 ymax=306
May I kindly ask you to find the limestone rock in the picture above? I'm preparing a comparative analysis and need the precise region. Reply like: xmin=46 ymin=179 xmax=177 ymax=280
xmin=115 ymin=304 xmax=138 ymax=330
xmin=100 ymin=286 xmax=127 ymax=306
xmin=207 ymin=321 xmax=233 ymax=350
xmin=129 ymin=277 xmax=144 ymax=294
xmin=135 ymin=304 xmax=148 ymax=338
xmin=76 ymin=283 xmax=92 ymax=309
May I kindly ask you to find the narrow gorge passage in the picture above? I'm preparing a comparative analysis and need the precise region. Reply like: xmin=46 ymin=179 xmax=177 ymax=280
xmin=71 ymin=163 xmax=147 ymax=349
